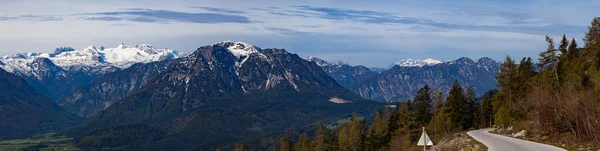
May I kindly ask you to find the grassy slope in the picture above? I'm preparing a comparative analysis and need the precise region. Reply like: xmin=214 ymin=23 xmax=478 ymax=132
xmin=0 ymin=133 xmax=77 ymax=151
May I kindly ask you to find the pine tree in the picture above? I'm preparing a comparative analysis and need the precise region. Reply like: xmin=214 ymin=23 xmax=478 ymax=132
xmin=324 ymin=129 xmax=339 ymax=151
xmin=517 ymin=57 xmax=536 ymax=101
xmin=568 ymin=38 xmax=579 ymax=59
xmin=481 ymin=90 xmax=496 ymax=127
xmin=413 ymin=85 xmax=433 ymax=127
xmin=432 ymin=88 xmax=444 ymax=115
xmin=466 ymin=85 xmax=481 ymax=129
xmin=366 ymin=111 xmax=389 ymax=151
xmin=495 ymin=56 xmax=518 ymax=125
xmin=313 ymin=121 xmax=325 ymax=151
xmin=518 ymin=57 xmax=536 ymax=79
xmin=338 ymin=125 xmax=350 ymax=151
xmin=395 ymin=101 xmax=413 ymax=146
xmin=387 ymin=103 xmax=401 ymax=135
xmin=348 ymin=113 xmax=363 ymax=151
xmin=584 ymin=17 xmax=600 ymax=69
xmin=446 ymin=80 xmax=468 ymax=130
xmin=295 ymin=133 xmax=312 ymax=151
xmin=234 ymin=144 xmax=248 ymax=151
xmin=280 ymin=138 xmax=294 ymax=151
xmin=559 ymin=34 xmax=569 ymax=55
xmin=430 ymin=88 xmax=450 ymax=138
xmin=539 ymin=36 xmax=561 ymax=86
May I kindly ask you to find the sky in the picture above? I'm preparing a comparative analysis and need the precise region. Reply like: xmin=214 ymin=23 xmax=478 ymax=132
xmin=0 ymin=0 xmax=598 ymax=67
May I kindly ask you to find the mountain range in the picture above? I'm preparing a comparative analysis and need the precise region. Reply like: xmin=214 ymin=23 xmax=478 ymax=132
xmin=394 ymin=58 xmax=444 ymax=67
xmin=0 ymin=44 xmax=184 ymax=100
xmin=307 ymin=57 xmax=500 ymax=102
xmin=62 ymin=41 xmax=380 ymax=150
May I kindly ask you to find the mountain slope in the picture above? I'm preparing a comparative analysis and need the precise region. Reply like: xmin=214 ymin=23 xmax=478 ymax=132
xmin=307 ymin=57 xmax=499 ymax=102
xmin=0 ymin=68 xmax=81 ymax=139
xmin=67 ymin=42 xmax=380 ymax=150
xmin=58 ymin=60 xmax=178 ymax=117
xmin=305 ymin=56 xmax=379 ymax=88
xmin=355 ymin=57 xmax=500 ymax=102
xmin=0 ymin=44 xmax=184 ymax=100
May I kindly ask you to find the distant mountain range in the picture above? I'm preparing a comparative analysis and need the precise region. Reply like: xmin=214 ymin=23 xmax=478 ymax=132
xmin=307 ymin=57 xmax=500 ymax=102
xmin=0 ymin=44 xmax=184 ymax=100
xmin=304 ymin=56 xmax=379 ymax=89
xmin=394 ymin=58 xmax=443 ymax=67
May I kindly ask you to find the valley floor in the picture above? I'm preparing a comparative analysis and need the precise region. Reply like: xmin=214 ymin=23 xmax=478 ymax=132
xmin=0 ymin=134 xmax=77 ymax=151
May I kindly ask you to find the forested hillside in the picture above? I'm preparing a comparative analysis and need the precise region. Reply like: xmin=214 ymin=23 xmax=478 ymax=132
xmin=221 ymin=81 xmax=489 ymax=151
xmin=490 ymin=17 xmax=600 ymax=147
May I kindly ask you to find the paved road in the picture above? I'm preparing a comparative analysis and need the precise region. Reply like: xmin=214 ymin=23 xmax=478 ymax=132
xmin=467 ymin=128 xmax=566 ymax=151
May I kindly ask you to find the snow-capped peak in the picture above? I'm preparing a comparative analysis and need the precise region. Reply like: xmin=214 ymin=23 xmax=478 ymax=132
xmin=214 ymin=41 xmax=265 ymax=67
xmin=216 ymin=41 xmax=260 ymax=59
xmin=0 ymin=43 xmax=185 ymax=75
xmin=117 ymin=43 xmax=126 ymax=49
xmin=395 ymin=58 xmax=442 ymax=67
xmin=83 ymin=45 xmax=99 ymax=52
xmin=304 ymin=56 xmax=347 ymax=66
xmin=305 ymin=56 xmax=329 ymax=66
xmin=448 ymin=57 xmax=475 ymax=65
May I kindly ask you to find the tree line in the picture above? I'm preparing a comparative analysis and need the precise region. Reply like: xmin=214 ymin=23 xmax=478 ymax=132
xmin=228 ymin=81 xmax=490 ymax=151
xmin=492 ymin=17 xmax=600 ymax=143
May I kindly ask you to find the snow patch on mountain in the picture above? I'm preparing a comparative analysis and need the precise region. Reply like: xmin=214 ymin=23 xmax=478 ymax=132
xmin=329 ymin=97 xmax=351 ymax=104
xmin=304 ymin=56 xmax=348 ymax=66
xmin=0 ymin=43 xmax=184 ymax=75
xmin=220 ymin=41 xmax=259 ymax=58
xmin=216 ymin=41 xmax=267 ymax=67
xmin=395 ymin=58 xmax=442 ymax=67
xmin=447 ymin=57 xmax=475 ymax=65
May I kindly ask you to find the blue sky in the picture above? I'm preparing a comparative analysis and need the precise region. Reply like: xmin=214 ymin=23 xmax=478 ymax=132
xmin=0 ymin=0 xmax=598 ymax=67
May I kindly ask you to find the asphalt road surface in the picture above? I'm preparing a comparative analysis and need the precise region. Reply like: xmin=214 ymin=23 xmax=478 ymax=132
xmin=467 ymin=128 xmax=566 ymax=151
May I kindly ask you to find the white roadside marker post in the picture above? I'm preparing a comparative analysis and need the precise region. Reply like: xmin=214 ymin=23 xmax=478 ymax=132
xmin=417 ymin=127 xmax=433 ymax=151
xmin=423 ymin=127 xmax=426 ymax=151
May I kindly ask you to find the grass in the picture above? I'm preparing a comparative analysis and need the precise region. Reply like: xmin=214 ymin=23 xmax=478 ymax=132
xmin=490 ymin=125 xmax=599 ymax=151
xmin=0 ymin=133 xmax=78 ymax=151
xmin=517 ymin=133 xmax=596 ymax=151
xmin=326 ymin=116 xmax=365 ymax=128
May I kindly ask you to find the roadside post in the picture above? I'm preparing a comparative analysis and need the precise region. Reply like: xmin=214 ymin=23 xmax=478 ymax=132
xmin=417 ymin=127 xmax=434 ymax=151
